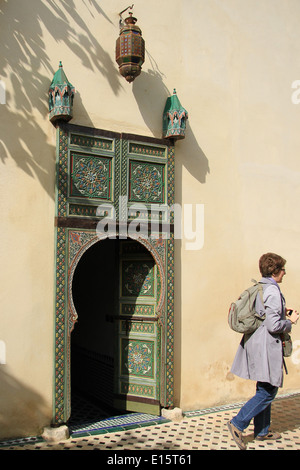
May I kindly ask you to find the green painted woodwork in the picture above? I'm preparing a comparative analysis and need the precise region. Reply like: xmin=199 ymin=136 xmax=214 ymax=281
xmin=163 ymin=89 xmax=188 ymax=140
xmin=70 ymin=153 xmax=112 ymax=200
xmin=116 ymin=244 xmax=160 ymax=412
xmin=49 ymin=62 xmax=75 ymax=123
xmin=53 ymin=123 xmax=175 ymax=424
xmin=113 ymin=398 xmax=160 ymax=415
xmin=129 ymin=161 xmax=165 ymax=203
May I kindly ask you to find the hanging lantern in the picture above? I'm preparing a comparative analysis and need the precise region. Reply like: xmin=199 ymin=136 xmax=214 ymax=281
xmin=116 ymin=11 xmax=145 ymax=83
xmin=49 ymin=61 xmax=75 ymax=124
xmin=163 ymin=89 xmax=188 ymax=140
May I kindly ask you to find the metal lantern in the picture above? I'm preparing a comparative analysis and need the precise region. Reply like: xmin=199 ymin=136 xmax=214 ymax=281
xmin=116 ymin=11 xmax=145 ymax=83
xmin=49 ymin=61 xmax=75 ymax=124
xmin=163 ymin=89 xmax=188 ymax=140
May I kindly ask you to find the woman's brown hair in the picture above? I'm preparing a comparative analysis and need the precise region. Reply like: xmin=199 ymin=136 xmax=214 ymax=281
xmin=259 ymin=252 xmax=286 ymax=277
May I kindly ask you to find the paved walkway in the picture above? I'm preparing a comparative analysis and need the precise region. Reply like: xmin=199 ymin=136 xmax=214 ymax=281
xmin=1 ymin=392 xmax=300 ymax=451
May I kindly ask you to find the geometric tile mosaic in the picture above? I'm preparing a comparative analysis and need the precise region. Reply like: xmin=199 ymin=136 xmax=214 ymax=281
xmin=2 ymin=392 xmax=300 ymax=450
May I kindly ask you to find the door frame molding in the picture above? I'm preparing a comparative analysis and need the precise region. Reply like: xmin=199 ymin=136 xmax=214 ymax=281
xmin=53 ymin=123 xmax=175 ymax=425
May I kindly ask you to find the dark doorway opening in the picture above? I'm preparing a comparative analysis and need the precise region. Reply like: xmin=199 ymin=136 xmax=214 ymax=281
xmin=69 ymin=238 xmax=119 ymax=429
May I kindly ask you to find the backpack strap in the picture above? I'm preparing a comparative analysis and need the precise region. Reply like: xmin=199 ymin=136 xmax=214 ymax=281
xmin=251 ymin=279 xmax=264 ymax=305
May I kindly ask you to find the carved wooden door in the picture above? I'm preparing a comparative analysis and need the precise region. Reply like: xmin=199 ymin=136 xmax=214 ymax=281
xmin=114 ymin=241 xmax=161 ymax=414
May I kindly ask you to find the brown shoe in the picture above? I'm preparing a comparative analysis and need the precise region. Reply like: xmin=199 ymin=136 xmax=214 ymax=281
xmin=227 ymin=420 xmax=247 ymax=450
xmin=255 ymin=431 xmax=281 ymax=441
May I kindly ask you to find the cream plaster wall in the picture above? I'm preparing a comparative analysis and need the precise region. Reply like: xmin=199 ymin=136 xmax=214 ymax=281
xmin=1 ymin=0 xmax=300 ymax=438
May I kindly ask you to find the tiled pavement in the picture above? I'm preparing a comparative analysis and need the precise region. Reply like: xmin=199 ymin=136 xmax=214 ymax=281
xmin=1 ymin=392 xmax=300 ymax=451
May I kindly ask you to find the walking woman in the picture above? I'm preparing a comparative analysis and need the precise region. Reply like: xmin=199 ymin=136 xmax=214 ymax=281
xmin=228 ymin=253 xmax=299 ymax=450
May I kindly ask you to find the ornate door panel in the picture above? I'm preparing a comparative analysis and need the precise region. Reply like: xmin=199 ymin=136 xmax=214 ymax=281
xmin=115 ymin=241 xmax=161 ymax=414
xmin=53 ymin=123 xmax=175 ymax=424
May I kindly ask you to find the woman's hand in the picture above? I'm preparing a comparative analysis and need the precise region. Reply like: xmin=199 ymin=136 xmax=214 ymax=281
xmin=288 ymin=310 xmax=299 ymax=324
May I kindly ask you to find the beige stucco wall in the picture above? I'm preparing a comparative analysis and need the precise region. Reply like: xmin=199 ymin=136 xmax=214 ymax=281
xmin=1 ymin=0 xmax=300 ymax=439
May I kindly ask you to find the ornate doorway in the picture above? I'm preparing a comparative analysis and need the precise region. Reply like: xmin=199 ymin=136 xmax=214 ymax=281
xmin=53 ymin=123 xmax=175 ymax=424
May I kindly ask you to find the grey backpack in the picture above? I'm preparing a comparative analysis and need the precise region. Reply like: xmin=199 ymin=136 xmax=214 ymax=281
xmin=228 ymin=280 xmax=265 ymax=334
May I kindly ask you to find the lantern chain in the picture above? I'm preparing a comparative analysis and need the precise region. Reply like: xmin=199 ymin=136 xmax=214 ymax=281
xmin=119 ymin=4 xmax=134 ymax=27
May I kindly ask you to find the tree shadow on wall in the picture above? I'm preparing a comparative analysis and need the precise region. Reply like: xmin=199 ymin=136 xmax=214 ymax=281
xmin=0 ymin=0 xmax=122 ymax=199
xmin=133 ymin=61 xmax=210 ymax=408
xmin=0 ymin=368 xmax=50 ymax=440
xmin=132 ymin=66 xmax=210 ymax=185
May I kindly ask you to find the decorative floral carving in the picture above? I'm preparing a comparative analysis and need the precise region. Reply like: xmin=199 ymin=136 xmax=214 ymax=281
xmin=129 ymin=161 xmax=164 ymax=203
xmin=122 ymin=261 xmax=154 ymax=297
xmin=72 ymin=156 xmax=110 ymax=199
xmin=123 ymin=340 xmax=154 ymax=377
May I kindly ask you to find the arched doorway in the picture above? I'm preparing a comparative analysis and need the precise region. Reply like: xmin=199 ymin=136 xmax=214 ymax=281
xmin=69 ymin=237 xmax=162 ymax=425
xmin=70 ymin=239 xmax=118 ymax=422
